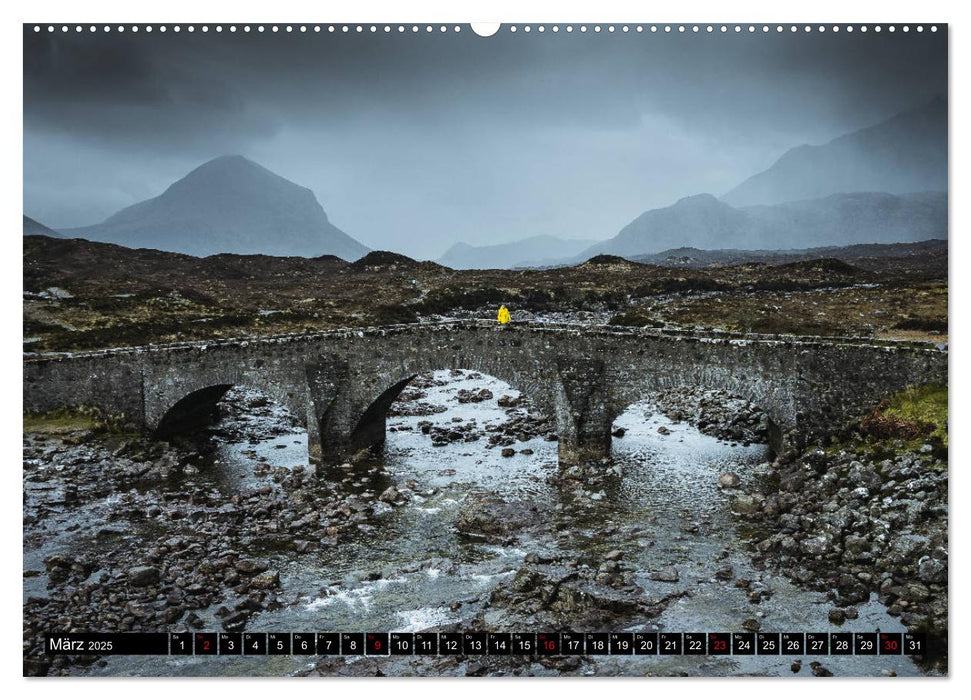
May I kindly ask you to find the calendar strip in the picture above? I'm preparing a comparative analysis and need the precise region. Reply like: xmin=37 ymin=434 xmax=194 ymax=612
xmin=45 ymin=632 xmax=925 ymax=656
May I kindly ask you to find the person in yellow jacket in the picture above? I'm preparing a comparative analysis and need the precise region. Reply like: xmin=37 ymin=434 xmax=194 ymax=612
xmin=497 ymin=304 xmax=511 ymax=325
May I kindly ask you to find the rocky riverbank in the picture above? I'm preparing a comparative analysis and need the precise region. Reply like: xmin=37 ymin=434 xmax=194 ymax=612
xmin=733 ymin=441 xmax=948 ymax=670
xmin=615 ymin=383 xmax=948 ymax=672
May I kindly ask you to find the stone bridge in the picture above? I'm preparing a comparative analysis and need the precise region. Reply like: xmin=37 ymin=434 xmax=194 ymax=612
xmin=23 ymin=321 xmax=947 ymax=467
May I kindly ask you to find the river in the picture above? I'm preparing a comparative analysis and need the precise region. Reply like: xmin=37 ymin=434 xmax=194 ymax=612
xmin=24 ymin=370 xmax=926 ymax=677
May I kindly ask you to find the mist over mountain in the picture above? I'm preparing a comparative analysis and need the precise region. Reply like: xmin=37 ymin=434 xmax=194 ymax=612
xmin=572 ymin=191 xmax=946 ymax=263
xmin=438 ymin=235 xmax=598 ymax=270
xmin=723 ymin=97 xmax=946 ymax=207
xmin=23 ymin=215 xmax=61 ymax=238
xmin=59 ymin=156 xmax=369 ymax=260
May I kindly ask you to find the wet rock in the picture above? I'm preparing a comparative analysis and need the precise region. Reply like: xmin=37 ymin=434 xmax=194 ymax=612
xmin=539 ymin=655 xmax=581 ymax=672
xmin=378 ymin=486 xmax=404 ymax=504
xmin=235 ymin=558 xmax=270 ymax=574
xmin=790 ymin=660 xmax=802 ymax=673
xmin=800 ymin=535 xmax=830 ymax=556
xmin=836 ymin=574 xmax=869 ymax=606
xmin=500 ymin=448 xmax=516 ymax=458
xmin=250 ymin=570 xmax=280 ymax=589
xmin=714 ymin=565 xmax=733 ymax=581
xmin=222 ymin=610 xmax=250 ymax=630
xmin=454 ymin=492 xmax=536 ymax=543
xmin=490 ymin=562 xmax=646 ymax=625
xmin=810 ymin=661 xmax=833 ymax=677
xmin=657 ymin=426 xmax=671 ymax=435
xmin=741 ymin=618 xmax=760 ymax=632
xmin=611 ymin=427 xmax=626 ymax=438
xmin=456 ymin=388 xmax=493 ymax=404
xmin=918 ymin=557 xmax=946 ymax=584
xmin=848 ymin=463 xmax=882 ymax=492
xmin=604 ymin=550 xmax=624 ymax=561
xmin=844 ymin=535 xmax=870 ymax=558
xmin=649 ymin=567 xmax=679 ymax=582
xmin=126 ymin=566 xmax=160 ymax=587
xmin=47 ymin=566 xmax=69 ymax=584
xmin=465 ymin=661 xmax=488 ymax=676
xmin=731 ymin=494 xmax=762 ymax=516
xmin=44 ymin=553 xmax=75 ymax=573
xmin=828 ymin=608 xmax=846 ymax=624
xmin=718 ymin=473 xmax=741 ymax=489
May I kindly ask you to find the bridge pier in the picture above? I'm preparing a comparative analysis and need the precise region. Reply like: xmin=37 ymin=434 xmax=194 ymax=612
xmin=553 ymin=357 xmax=614 ymax=466
xmin=305 ymin=357 xmax=352 ymax=467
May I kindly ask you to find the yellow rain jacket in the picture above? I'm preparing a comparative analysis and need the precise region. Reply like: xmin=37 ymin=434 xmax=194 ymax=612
xmin=497 ymin=305 xmax=511 ymax=325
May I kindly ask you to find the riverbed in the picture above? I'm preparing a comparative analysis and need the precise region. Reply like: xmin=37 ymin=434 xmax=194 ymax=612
xmin=23 ymin=370 xmax=928 ymax=677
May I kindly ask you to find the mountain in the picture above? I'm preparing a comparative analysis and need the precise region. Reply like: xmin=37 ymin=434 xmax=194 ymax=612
xmin=59 ymin=155 xmax=369 ymax=260
xmin=438 ymin=234 xmax=599 ymax=269
xmin=23 ymin=215 xmax=61 ymax=238
xmin=572 ymin=191 xmax=946 ymax=262
xmin=723 ymin=96 xmax=947 ymax=207
xmin=577 ymin=194 xmax=756 ymax=259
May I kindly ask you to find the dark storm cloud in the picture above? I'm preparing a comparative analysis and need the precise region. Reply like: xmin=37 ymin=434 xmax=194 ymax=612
xmin=23 ymin=25 xmax=947 ymax=257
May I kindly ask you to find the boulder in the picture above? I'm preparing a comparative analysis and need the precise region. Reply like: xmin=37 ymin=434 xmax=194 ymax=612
xmin=718 ymin=473 xmax=741 ymax=489
xmin=235 ymin=558 xmax=270 ymax=574
xmin=649 ymin=567 xmax=679 ymax=582
xmin=918 ymin=557 xmax=946 ymax=584
xmin=250 ymin=570 xmax=281 ymax=589
xmin=127 ymin=566 xmax=160 ymax=587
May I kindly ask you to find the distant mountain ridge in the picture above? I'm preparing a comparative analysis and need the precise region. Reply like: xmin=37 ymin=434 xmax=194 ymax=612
xmin=438 ymin=234 xmax=598 ymax=269
xmin=59 ymin=155 xmax=369 ymax=260
xmin=723 ymin=96 xmax=947 ymax=207
xmin=629 ymin=239 xmax=947 ymax=269
xmin=571 ymin=191 xmax=945 ymax=263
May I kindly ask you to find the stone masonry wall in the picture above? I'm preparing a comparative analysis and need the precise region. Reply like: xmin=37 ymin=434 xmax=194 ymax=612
xmin=23 ymin=322 xmax=947 ymax=466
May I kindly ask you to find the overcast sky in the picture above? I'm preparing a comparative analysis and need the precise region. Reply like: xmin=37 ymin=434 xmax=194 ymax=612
xmin=23 ymin=25 xmax=947 ymax=259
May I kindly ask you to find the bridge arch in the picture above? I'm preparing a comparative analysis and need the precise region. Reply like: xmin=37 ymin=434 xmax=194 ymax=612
xmin=153 ymin=383 xmax=234 ymax=438
xmin=603 ymin=365 xmax=794 ymax=455
xmin=335 ymin=360 xmax=555 ymax=459
xmin=608 ymin=386 xmax=783 ymax=454
xmin=146 ymin=363 xmax=311 ymax=440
